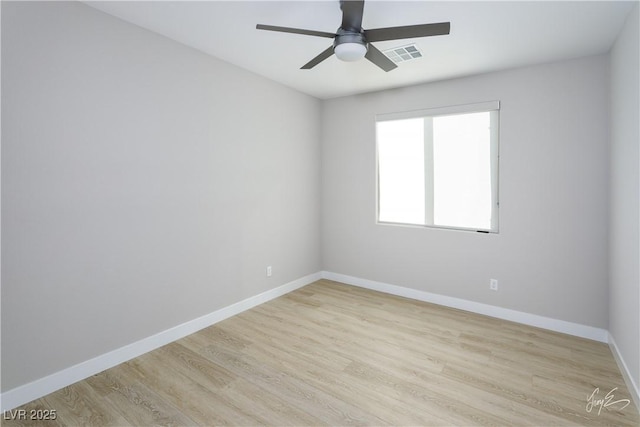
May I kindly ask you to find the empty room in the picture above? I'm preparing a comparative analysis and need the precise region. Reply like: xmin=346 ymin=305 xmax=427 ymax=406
xmin=1 ymin=0 xmax=639 ymax=425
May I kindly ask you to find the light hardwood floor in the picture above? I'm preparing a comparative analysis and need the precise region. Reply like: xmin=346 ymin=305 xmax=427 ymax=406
xmin=3 ymin=279 xmax=638 ymax=426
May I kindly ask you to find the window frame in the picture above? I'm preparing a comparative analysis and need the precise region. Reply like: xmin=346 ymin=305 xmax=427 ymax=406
xmin=375 ymin=101 xmax=500 ymax=233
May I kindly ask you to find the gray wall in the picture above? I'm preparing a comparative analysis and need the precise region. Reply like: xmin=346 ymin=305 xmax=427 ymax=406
xmin=321 ymin=55 xmax=610 ymax=328
xmin=609 ymin=3 xmax=640 ymax=393
xmin=1 ymin=1 xmax=321 ymax=392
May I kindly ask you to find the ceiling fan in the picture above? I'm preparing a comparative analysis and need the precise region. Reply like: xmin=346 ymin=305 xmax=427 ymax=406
xmin=256 ymin=0 xmax=450 ymax=72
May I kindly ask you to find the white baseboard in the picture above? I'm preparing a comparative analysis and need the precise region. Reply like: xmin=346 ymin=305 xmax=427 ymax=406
xmin=608 ymin=333 xmax=640 ymax=413
xmin=0 ymin=272 xmax=321 ymax=412
xmin=321 ymin=271 xmax=609 ymax=343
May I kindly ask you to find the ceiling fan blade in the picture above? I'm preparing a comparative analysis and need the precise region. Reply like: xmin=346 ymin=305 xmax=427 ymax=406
xmin=365 ymin=44 xmax=397 ymax=72
xmin=364 ymin=22 xmax=450 ymax=42
xmin=256 ymin=24 xmax=336 ymax=39
xmin=301 ymin=46 xmax=335 ymax=69
xmin=340 ymin=0 xmax=365 ymax=31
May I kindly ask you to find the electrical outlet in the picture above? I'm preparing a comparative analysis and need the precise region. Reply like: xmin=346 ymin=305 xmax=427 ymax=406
xmin=490 ymin=279 xmax=498 ymax=291
xmin=266 ymin=266 xmax=272 ymax=277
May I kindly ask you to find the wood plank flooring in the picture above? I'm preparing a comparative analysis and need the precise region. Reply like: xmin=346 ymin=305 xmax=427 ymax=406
xmin=3 ymin=279 xmax=638 ymax=426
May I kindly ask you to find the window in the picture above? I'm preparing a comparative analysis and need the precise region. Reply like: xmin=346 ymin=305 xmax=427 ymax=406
xmin=376 ymin=101 xmax=500 ymax=232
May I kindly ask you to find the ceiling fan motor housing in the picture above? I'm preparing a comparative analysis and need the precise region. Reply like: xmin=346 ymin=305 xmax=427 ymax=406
xmin=334 ymin=28 xmax=367 ymax=48
xmin=333 ymin=28 xmax=368 ymax=61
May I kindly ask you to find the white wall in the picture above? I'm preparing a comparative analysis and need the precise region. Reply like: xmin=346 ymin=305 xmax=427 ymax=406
xmin=1 ymin=1 xmax=321 ymax=392
xmin=321 ymin=55 xmax=610 ymax=329
xmin=609 ymin=3 xmax=640 ymax=400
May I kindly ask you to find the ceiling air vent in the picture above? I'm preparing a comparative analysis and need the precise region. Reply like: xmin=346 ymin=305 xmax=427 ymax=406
xmin=383 ymin=44 xmax=423 ymax=63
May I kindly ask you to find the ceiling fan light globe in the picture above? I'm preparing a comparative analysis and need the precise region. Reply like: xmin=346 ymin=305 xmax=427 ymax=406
xmin=334 ymin=42 xmax=367 ymax=62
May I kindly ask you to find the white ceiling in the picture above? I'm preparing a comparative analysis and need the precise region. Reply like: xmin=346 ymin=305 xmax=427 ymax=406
xmin=85 ymin=1 xmax=636 ymax=99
